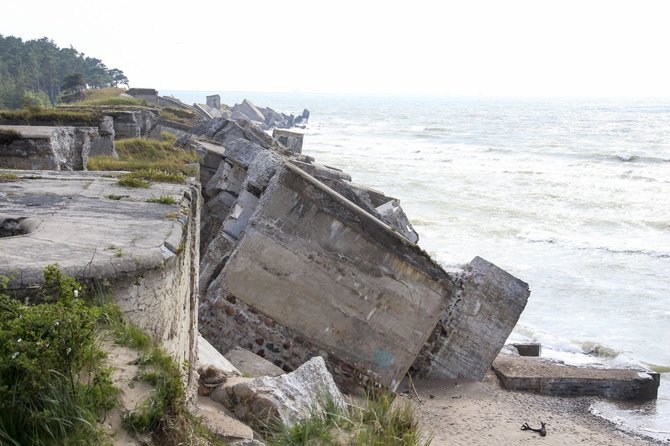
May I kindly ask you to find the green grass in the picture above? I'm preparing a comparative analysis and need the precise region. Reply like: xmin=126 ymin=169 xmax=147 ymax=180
xmin=0 ymin=265 xmax=120 ymax=446
xmin=266 ymin=392 xmax=431 ymax=446
xmin=74 ymin=87 xmax=146 ymax=107
xmin=0 ymin=172 xmax=20 ymax=182
xmin=147 ymin=195 xmax=178 ymax=205
xmin=0 ymin=107 xmax=101 ymax=125
xmin=87 ymin=135 xmax=199 ymax=187
xmin=160 ymin=107 xmax=198 ymax=125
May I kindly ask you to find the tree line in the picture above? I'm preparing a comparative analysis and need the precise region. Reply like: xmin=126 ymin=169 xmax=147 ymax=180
xmin=0 ymin=35 xmax=129 ymax=108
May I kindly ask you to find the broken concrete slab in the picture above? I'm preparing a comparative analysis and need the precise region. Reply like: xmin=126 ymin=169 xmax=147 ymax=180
xmin=197 ymin=395 xmax=256 ymax=443
xmin=0 ymin=124 xmax=98 ymax=171
xmin=198 ymin=335 xmax=241 ymax=376
xmin=0 ymin=169 xmax=201 ymax=401
xmin=272 ymin=128 xmax=303 ymax=154
xmin=492 ymin=354 xmax=660 ymax=401
xmin=231 ymin=99 xmax=265 ymax=123
xmin=225 ymin=347 xmax=285 ymax=378
xmin=215 ymin=357 xmax=345 ymax=428
xmin=412 ymin=256 xmax=530 ymax=380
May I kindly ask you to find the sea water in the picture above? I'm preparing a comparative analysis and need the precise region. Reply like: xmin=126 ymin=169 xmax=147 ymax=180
xmin=168 ymin=92 xmax=670 ymax=441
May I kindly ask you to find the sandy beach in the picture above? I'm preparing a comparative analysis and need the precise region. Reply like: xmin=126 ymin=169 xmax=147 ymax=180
xmin=406 ymin=372 xmax=660 ymax=446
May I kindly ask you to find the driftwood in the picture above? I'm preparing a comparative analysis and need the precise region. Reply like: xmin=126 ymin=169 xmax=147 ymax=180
xmin=521 ymin=421 xmax=547 ymax=437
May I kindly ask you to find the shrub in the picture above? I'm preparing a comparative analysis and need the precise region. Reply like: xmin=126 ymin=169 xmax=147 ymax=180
xmin=146 ymin=195 xmax=177 ymax=205
xmin=0 ymin=265 xmax=118 ymax=446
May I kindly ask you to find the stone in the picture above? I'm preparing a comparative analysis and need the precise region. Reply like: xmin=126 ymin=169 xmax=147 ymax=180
xmin=217 ymin=357 xmax=345 ymax=428
xmin=196 ymin=395 xmax=256 ymax=442
xmin=225 ymin=347 xmax=285 ymax=378
xmin=492 ymin=353 xmax=660 ymax=401
xmin=412 ymin=256 xmax=530 ymax=380
xmin=206 ymin=95 xmax=221 ymax=110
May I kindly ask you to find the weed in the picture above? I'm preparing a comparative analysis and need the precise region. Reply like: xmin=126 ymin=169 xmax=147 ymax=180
xmin=266 ymin=392 xmax=431 ymax=446
xmin=118 ymin=174 xmax=150 ymax=188
xmin=0 ymin=266 xmax=119 ymax=446
xmin=105 ymin=244 xmax=124 ymax=257
xmin=106 ymin=194 xmax=126 ymax=200
xmin=0 ymin=108 xmax=101 ymax=125
xmin=0 ymin=172 xmax=19 ymax=182
xmin=160 ymin=107 xmax=197 ymax=125
xmin=164 ymin=211 xmax=180 ymax=220
xmin=146 ymin=194 xmax=177 ymax=205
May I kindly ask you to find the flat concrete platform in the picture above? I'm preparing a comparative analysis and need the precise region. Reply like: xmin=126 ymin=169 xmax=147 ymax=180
xmin=1 ymin=124 xmax=55 ymax=139
xmin=0 ymin=169 xmax=194 ymax=291
xmin=492 ymin=353 xmax=660 ymax=401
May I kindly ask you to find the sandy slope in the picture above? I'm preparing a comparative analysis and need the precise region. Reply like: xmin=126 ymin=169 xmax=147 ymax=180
xmin=406 ymin=372 xmax=659 ymax=446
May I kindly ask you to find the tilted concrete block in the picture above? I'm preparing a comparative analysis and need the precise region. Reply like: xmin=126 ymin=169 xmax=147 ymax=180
xmin=413 ymin=256 xmax=530 ymax=380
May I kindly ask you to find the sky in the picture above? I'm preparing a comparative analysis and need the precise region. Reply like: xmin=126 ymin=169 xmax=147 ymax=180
xmin=2 ymin=0 xmax=670 ymax=97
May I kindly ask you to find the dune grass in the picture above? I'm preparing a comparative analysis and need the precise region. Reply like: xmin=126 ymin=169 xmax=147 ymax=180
xmin=74 ymin=87 xmax=146 ymax=107
xmin=266 ymin=392 xmax=431 ymax=446
xmin=88 ymin=133 xmax=198 ymax=188
xmin=0 ymin=107 xmax=101 ymax=125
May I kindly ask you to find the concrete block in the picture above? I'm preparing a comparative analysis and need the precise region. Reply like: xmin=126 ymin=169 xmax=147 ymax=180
xmin=513 ymin=343 xmax=542 ymax=357
xmin=492 ymin=354 xmax=660 ymax=401
xmin=272 ymin=128 xmax=304 ymax=154
xmin=413 ymin=256 xmax=530 ymax=380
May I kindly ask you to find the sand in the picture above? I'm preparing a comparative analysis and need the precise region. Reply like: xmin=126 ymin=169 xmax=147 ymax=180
xmin=406 ymin=371 xmax=661 ymax=446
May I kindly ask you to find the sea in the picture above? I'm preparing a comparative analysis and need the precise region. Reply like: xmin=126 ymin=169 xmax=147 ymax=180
xmin=167 ymin=91 xmax=670 ymax=441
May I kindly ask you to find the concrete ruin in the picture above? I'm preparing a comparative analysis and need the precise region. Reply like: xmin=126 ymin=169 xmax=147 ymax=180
xmin=0 ymin=125 xmax=102 ymax=171
xmin=207 ymin=95 xmax=221 ymax=110
xmin=126 ymin=87 xmax=159 ymax=105
xmin=0 ymin=170 xmax=201 ymax=400
xmin=191 ymin=118 xmax=531 ymax=392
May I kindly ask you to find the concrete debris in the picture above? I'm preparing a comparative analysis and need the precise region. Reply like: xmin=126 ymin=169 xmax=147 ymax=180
xmin=492 ymin=353 xmax=660 ymax=401
xmin=225 ymin=347 xmax=285 ymax=378
xmin=214 ymin=357 xmax=345 ymax=428
xmin=512 ymin=343 xmax=542 ymax=357
xmin=272 ymin=128 xmax=303 ymax=154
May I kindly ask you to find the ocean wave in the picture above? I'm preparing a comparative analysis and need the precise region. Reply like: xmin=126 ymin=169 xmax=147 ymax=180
xmin=581 ymin=341 xmax=621 ymax=358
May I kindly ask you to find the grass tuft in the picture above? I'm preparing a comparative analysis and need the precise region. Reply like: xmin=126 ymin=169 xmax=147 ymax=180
xmin=0 ymin=108 xmax=101 ymax=125
xmin=0 ymin=172 xmax=20 ymax=182
xmin=266 ymin=392 xmax=431 ymax=446
xmin=147 ymin=195 xmax=178 ymax=205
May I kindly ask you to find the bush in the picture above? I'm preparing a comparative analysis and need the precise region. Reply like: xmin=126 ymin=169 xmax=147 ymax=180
xmin=0 ymin=266 xmax=118 ymax=446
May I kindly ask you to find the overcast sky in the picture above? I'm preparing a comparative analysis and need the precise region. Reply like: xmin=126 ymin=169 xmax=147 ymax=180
xmin=3 ymin=0 xmax=670 ymax=97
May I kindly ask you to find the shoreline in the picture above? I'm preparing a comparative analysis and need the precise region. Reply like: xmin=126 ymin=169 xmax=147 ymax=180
xmin=406 ymin=372 xmax=662 ymax=446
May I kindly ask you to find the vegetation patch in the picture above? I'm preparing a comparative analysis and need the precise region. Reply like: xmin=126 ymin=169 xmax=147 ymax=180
xmin=0 ymin=107 xmax=101 ymax=125
xmin=0 ymin=172 xmax=20 ymax=182
xmin=266 ymin=392 xmax=430 ymax=446
xmin=88 ymin=134 xmax=198 ymax=181
xmin=105 ymin=244 xmax=124 ymax=257
xmin=160 ymin=107 xmax=198 ymax=125
xmin=106 ymin=194 xmax=126 ymax=200
xmin=147 ymin=194 xmax=178 ymax=205
xmin=0 ymin=129 xmax=21 ymax=144
xmin=75 ymin=87 xmax=146 ymax=107
xmin=0 ymin=266 xmax=119 ymax=446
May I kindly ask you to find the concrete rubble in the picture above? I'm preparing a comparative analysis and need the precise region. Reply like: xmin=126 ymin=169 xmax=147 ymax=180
xmin=191 ymin=117 xmax=531 ymax=393
xmin=211 ymin=356 xmax=345 ymax=428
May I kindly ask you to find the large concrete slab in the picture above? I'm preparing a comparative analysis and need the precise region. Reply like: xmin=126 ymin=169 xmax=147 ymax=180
xmin=492 ymin=354 xmax=660 ymax=401
xmin=219 ymin=163 xmax=455 ymax=391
